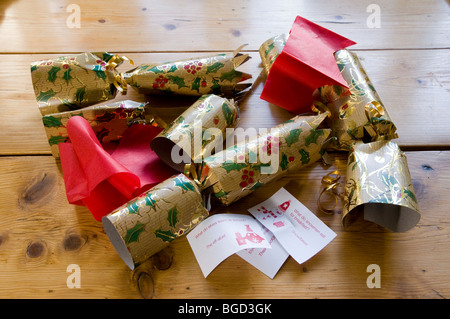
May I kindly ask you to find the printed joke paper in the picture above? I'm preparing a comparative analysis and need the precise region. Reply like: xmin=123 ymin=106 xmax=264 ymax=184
xmin=187 ymin=188 xmax=336 ymax=278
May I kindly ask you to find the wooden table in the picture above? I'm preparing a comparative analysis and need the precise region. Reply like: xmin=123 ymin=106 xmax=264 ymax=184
xmin=0 ymin=0 xmax=449 ymax=299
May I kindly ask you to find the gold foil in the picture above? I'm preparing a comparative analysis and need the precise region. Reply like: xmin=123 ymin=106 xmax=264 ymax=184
xmin=150 ymin=94 xmax=239 ymax=172
xmin=123 ymin=45 xmax=252 ymax=97
xmin=259 ymin=34 xmax=288 ymax=76
xmin=102 ymin=173 xmax=209 ymax=269
xmin=198 ymin=112 xmax=331 ymax=206
xmin=342 ymin=140 xmax=421 ymax=232
xmin=31 ymin=52 xmax=127 ymax=116
xmin=315 ymin=49 xmax=398 ymax=150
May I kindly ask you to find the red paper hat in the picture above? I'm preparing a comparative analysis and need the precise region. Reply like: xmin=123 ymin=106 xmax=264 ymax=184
xmin=260 ymin=16 xmax=356 ymax=114
xmin=59 ymin=116 xmax=176 ymax=221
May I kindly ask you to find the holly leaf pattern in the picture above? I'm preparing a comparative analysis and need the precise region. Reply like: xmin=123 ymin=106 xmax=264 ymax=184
xmin=221 ymin=102 xmax=235 ymax=126
xmin=154 ymin=228 xmax=176 ymax=242
xmin=62 ymin=68 xmax=72 ymax=83
xmin=305 ymin=128 xmax=324 ymax=146
xmin=191 ymin=77 xmax=201 ymax=91
xmin=48 ymin=135 xmax=68 ymax=145
xmin=280 ymin=153 xmax=289 ymax=171
xmin=299 ymin=149 xmax=310 ymax=165
xmin=285 ymin=128 xmax=302 ymax=147
xmin=168 ymin=75 xmax=187 ymax=89
xmin=167 ymin=207 xmax=178 ymax=228
xmin=93 ymin=65 xmax=106 ymax=80
xmin=174 ymin=176 xmax=195 ymax=192
xmin=124 ymin=222 xmax=146 ymax=244
xmin=47 ymin=66 xmax=60 ymax=83
xmin=75 ymin=87 xmax=86 ymax=104
xmin=127 ymin=199 xmax=140 ymax=214
xmin=206 ymin=62 xmax=225 ymax=74
xmin=220 ymin=69 xmax=241 ymax=82
xmin=37 ymin=89 xmax=56 ymax=104
xmin=42 ymin=116 xmax=63 ymax=128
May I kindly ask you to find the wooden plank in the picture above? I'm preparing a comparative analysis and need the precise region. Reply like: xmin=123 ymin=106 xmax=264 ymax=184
xmin=0 ymin=0 xmax=448 ymax=53
xmin=1 ymin=49 xmax=449 ymax=155
xmin=0 ymin=151 xmax=448 ymax=299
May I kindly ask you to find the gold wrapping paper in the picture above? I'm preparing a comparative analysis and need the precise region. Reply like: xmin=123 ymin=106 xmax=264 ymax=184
xmin=123 ymin=45 xmax=252 ymax=97
xmin=31 ymin=52 xmax=127 ymax=116
xmin=102 ymin=173 xmax=209 ymax=269
xmin=314 ymin=49 xmax=398 ymax=150
xmin=259 ymin=34 xmax=288 ymax=76
xmin=42 ymin=100 xmax=157 ymax=158
xmin=198 ymin=112 xmax=331 ymax=206
xmin=258 ymin=35 xmax=398 ymax=151
xmin=150 ymin=94 xmax=239 ymax=172
xmin=342 ymin=140 xmax=420 ymax=232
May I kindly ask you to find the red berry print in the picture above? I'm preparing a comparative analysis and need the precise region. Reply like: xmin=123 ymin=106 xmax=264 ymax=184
xmin=263 ymin=136 xmax=281 ymax=155
xmin=240 ymin=169 xmax=256 ymax=188
xmin=214 ymin=116 xmax=219 ymax=125
xmin=185 ymin=60 xmax=203 ymax=74
xmin=152 ymin=74 xmax=169 ymax=89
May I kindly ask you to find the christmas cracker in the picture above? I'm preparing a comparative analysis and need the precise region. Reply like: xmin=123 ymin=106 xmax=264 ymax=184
xmin=30 ymin=46 xmax=252 ymax=115
xmin=196 ymin=112 xmax=331 ymax=206
xmin=258 ymin=36 xmax=397 ymax=151
xmin=150 ymin=94 xmax=239 ymax=172
xmin=41 ymin=100 xmax=164 ymax=158
xmin=124 ymin=45 xmax=252 ymax=97
xmin=259 ymin=34 xmax=288 ymax=76
xmin=30 ymin=52 xmax=128 ymax=116
xmin=342 ymin=140 xmax=420 ymax=232
xmin=102 ymin=173 xmax=209 ymax=270
xmin=314 ymin=49 xmax=398 ymax=151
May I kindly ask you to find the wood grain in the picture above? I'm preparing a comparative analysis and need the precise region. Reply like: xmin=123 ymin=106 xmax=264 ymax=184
xmin=0 ymin=0 xmax=448 ymax=53
xmin=0 ymin=0 xmax=448 ymax=300
xmin=0 ymin=151 xmax=448 ymax=299
xmin=1 ymin=49 xmax=449 ymax=155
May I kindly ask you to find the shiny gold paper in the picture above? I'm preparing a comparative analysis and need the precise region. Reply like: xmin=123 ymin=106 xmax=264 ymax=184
xmin=314 ymin=49 xmax=398 ymax=150
xmin=123 ymin=45 xmax=252 ymax=97
xmin=259 ymin=34 xmax=288 ymax=76
xmin=342 ymin=140 xmax=420 ymax=232
xmin=198 ymin=112 xmax=331 ymax=206
xmin=150 ymin=94 xmax=239 ymax=172
xmin=102 ymin=173 xmax=209 ymax=270
xmin=42 ymin=100 xmax=154 ymax=158
xmin=31 ymin=52 xmax=127 ymax=116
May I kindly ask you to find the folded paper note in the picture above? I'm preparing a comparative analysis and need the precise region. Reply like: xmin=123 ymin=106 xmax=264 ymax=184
xmin=42 ymin=100 xmax=157 ymax=158
xmin=31 ymin=47 xmax=252 ymax=115
xmin=248 ymin=187 xmax=337 ymax=265
xmin=342 ymin=140 xmax=421 ymax=232
xmin=59 ymin=116 xmax=177 ymax=221
xmin=260 ymin=16 xmax=356 ymax=114
xmin=103 ymin=173 xmax=210 ymax=270
xmin=151 ymin=94 xmax=239 ymax=172
xmin=186 ymin=213 xmax=272 ymax=278
xmin=187 ymin=188 xmax=336 ymax=278
xmin=197 ymin=112 xmax=331 ymax=206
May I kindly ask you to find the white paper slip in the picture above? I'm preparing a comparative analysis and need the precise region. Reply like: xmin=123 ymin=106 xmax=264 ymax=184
xmin=248 ymin=187 xmax=337 ymax=265
xmin=186 ymin=213 xmax=271 ymax=278
xmin=236 ymin=225 xmax=289 ymax=279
